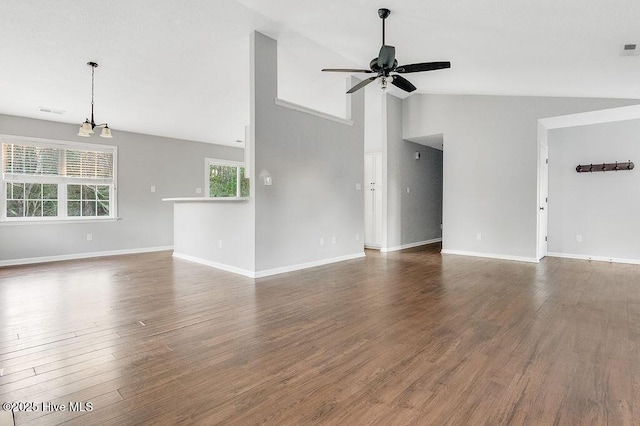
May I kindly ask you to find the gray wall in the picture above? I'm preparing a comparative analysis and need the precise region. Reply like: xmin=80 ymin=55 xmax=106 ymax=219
xmin=364 ymin=86 xmax=383 ymax=154
xmin=252 ymin=32 xmax=365 ymax=272
xmin=0 ymin=114 xmax=243 ymax=262
xmin=404 ymin=94 xmax=640 ymax=259
xmin=385 ymin=95 xmax=443 ymax=249
xmin=399 ymin=142 xmax=443 ymax=246
xmin=173 ymin=200 xmax=254 ymax=273
xmin=548 ymin=118 xmax=640 ymax=260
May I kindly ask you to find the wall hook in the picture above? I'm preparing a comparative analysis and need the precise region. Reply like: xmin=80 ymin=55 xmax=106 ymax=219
xmin=576 ymin=161 xmax=634 ymax=173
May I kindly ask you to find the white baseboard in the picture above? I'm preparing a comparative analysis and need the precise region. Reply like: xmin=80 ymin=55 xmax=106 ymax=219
xmin=254 ymin=252 xmax=366 ymax=278
xmin=0 ymin=246 xmax=174 ymax=267
xmin=172 ymin=252 xmax=256 ymax=278
xmin=547 ymin=252 xmax=640 ymax=266
xmin=441 ymin=249 xmax=539 ymax=263
xmin=172 ymin=252 xmax=366 ymax=279
xmin=381 ymin=238 xmax=442 ymax=253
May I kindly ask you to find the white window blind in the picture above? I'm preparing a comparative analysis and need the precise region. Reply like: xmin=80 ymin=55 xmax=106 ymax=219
xmin=2 ymin=143 xmax=113 ymax=179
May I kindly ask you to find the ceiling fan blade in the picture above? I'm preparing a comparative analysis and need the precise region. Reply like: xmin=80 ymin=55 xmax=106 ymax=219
xmin=390 ymin=75 xmax=416 ymax=93
xmin=322 ymin=68 xmax=374 ymax=73
xmin=395 ymin=61 xmax=451 ymax=74
xmin=347 ymin=76 xmax=377 ymax=94
xmin=377 ymin=45 xmax=396 ymax=69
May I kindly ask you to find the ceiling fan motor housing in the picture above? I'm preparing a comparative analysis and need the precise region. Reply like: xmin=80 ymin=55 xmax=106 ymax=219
xmin=370 ymin=57 xmax=397 ymax=76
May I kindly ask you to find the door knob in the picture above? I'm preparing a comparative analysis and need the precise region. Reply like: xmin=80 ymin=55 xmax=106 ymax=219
xmin=539 ymin=207 xmax=545 ymax=210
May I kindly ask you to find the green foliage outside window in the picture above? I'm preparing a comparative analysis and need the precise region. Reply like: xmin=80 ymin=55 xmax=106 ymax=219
xmin=4 ymin=182 xmax=110 ymax=219
xmin=67 ymin=184 xmax=110 ymax=217
xmin=6 ymin=183 xmax=58 ymax=218
xmin=209 ymin=165 xmax=249 ymax=197
xmin=239 ymin=168 xmax=249 ymax=197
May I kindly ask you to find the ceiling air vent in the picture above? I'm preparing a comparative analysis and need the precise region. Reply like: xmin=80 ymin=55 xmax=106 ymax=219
xmin=621 ymin=43 xmax=639 ymax=56
xmin=39 ymin=107 xmax=65 ymax=114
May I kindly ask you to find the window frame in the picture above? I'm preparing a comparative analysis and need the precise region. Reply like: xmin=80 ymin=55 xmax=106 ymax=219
xmin=1 ymin=135 xmax=118 ymax=224
xmin=204 ymin=158 xmax=248 ymax=198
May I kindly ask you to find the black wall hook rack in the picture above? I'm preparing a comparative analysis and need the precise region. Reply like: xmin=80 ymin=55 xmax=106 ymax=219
xmin=576 ymin=161 xmax=634 ymax=173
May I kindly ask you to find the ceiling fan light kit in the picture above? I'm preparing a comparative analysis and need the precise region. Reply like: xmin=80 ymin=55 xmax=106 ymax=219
xmin=322 ymin=8 xmax=451 ymax=94
xmin=77 ymin=61 xmax=113 ymax=138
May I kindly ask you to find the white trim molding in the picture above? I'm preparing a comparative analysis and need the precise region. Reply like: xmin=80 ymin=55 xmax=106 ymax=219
xmin=254 ymin=252 xmax=365 ymax=278
xmin=274 ymin=98 xmax=354 ymax=126
xmin=0 ymin=217 xmax=122 ymax=226
xmin=0 ymin=246 xmax=173 ymax=267
xmin=547 ymin=252 xmax=640 ymax=266
xmin=173 ymin=251 xmax=366 ymax=279
xmin=538 ymin=104 xmax=640 ymax=130
xmin=162 ymin=197 xmax=249 ymax=202
xmin=441 ymin=249 xmax=539 ymax=263
xmin=381 ymin=238 xmax=442 ymax=253
xmin=173 ymin=252 xmax=256 ymax=278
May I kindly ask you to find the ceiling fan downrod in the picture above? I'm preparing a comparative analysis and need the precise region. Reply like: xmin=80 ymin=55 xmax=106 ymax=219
xmin=379 ymin=8 xmax=390 ymax=45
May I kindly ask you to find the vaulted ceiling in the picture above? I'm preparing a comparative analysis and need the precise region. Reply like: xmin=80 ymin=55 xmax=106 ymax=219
xmin=1 ymin=0 xmax=638 ymax=146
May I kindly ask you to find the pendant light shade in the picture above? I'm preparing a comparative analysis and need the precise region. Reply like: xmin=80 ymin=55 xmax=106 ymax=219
xmin=100 ymin=125 xmax=112 ymax=138
xmin=78 ymin=62 xmax=114 ymax=138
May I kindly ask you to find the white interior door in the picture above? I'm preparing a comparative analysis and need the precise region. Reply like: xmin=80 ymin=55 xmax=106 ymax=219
xmin=538 ymin=144 xmax=549 ymax=259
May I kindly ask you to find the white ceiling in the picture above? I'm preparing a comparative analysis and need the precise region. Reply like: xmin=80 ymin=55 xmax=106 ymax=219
xmin=1 ymin=0 xmax=639 ymax=146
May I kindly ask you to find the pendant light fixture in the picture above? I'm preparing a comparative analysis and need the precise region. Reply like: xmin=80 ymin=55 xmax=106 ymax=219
xmin=77 ymin=61 xmax=113 ymax=138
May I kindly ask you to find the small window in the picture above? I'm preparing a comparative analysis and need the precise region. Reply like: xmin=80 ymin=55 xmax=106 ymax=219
xmin=205 ymin=159 xmax=249 ymax=198
xmin=67 ymin=184 xmax=111 ymax=217
xmin=6 ymin=183 xmax=58 ymax=218
xmin=1 ymin=137 xmax=117 ymax=222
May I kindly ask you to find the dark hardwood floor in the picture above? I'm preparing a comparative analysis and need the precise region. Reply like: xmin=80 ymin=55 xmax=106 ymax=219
xmin=1 ymin=244 xmax=639 ymax=425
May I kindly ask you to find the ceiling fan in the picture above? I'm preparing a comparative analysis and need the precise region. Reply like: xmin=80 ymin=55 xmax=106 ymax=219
xmin=322 ymin=8 xmax=451 ymax=94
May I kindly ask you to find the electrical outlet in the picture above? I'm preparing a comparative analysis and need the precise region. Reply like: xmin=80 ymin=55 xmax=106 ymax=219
xmin=86 ymin=233 xmax=93 ymax=241
xmin=196 ymin=187 xmax=202 ymax=194
xmin=576 ymin=234 xmax=583 ymax=243
xmin=406 ymin=187 xmax=410 ymax=194
xmin=218 ymin=240 xmax=223 ymax=248
xmin=332 ymin=236 xmax=337 ymax=244
xmin=356 ymin=233 xmax=360 ymax=241
xmin=356 ymin=183 xmax=361 ymax=190
xmin=151 ymin=185 xmax=156 ymax=193
xmin=476 ymin=233 xmax=482 ymax=241
xmin=319 ymin=237 xmax=325 ymax=246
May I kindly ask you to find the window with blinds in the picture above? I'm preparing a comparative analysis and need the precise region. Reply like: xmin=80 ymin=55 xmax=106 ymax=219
xmin=1 ymin=138 xmax=117 ymax=221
